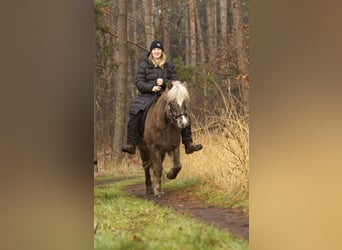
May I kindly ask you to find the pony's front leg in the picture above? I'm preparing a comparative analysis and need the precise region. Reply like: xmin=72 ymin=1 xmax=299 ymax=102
xmin=141 ymin=151 xmax=153 ymax=195
xmin=151 ymin=152 xmax=164 ymax=197
xmin=143 ymin=162 xmax=153 ymax=195
xmin=167 ymin=147 xmax=182 ymax=180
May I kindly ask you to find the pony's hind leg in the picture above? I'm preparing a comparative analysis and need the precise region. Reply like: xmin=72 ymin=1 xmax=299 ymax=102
xmin=167 ymin=148 xmax=182 ymax=180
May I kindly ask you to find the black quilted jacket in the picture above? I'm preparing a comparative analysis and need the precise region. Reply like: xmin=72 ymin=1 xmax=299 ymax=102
xmin=129 ymin=57 xmax=178 ymax=114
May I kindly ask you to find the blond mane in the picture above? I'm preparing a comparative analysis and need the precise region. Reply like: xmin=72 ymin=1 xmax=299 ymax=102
xmin=166 ymin=81 xmax=190 ymax=106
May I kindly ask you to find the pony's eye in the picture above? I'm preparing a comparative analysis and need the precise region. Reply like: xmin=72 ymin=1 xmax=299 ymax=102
xmin=170 ymin=103 xmax=177 ymax=110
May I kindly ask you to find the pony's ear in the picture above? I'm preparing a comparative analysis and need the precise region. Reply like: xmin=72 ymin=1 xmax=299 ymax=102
xmin=167 ymin=81 xmax=173 ymax=90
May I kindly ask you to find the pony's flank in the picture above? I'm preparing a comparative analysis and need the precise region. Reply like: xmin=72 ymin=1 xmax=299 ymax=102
xmin=167 ymin=81 xmax=190 ymax=105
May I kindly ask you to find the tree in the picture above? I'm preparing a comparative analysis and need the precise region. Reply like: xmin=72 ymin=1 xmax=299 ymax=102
xmin=219 ymin=0 xmax=228 ymax=49
xmin=142 ymin=0 xmax=155 ymax=44
xmin=195 ymin=5 xmax=205 ymax=64
xmin=161 ymin=0 xmax=169 ymax=55
xmin=195 ymin=4 xmax=207 ymax=110
xmin=188 ymin=0 xmax=196 ymax=65
xmin=206 ymin=0 xmax=217 ymax=62
xmin=94 ymin=0 xmax=118 ymax=168
xmin=112 ymin=0 xmax=128 ymax=165
xmin=231 ymin=0 xmax=249 ymax=108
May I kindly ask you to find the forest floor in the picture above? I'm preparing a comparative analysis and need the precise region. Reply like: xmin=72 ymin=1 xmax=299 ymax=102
xmin=95 ymin=177 xmax=249 ymax=241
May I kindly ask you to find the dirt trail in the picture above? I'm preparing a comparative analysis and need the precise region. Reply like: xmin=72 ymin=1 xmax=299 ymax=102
xmin=95 ymin=178 xmax=248 ymax=241
xmin=124 ymin=183 xmax=249 ymax=241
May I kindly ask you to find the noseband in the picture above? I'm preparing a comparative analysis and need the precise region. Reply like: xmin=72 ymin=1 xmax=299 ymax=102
xmin=168 ymin=104 xmax=187 ymax=122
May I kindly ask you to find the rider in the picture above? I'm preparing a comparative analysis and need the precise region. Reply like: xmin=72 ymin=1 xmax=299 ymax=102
xmin=122 ymin=40 xmax=202 ymax=155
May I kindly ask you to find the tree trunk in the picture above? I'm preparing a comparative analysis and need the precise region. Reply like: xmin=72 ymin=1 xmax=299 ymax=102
xmin=151 ymin=0 xmax=155 ymax=39
xmin=195 ymin=5 xmax=207 ymax=111
xmin=161 ymin=0 xmax=169 ymax=55
xmin=128 ymin=0 xmax=137 ymax=99
xmin=142 ymin=0 xmax=155 ymax=44
xmin=195 ymin=3 xmax=205 ymax=64
xmin=219 ymin=0 xmax=228 ymax=50
xmin=188 ymin=0 xmax=196 ymax=65
xmin=185 ymin=7 xmax=190 ymax=65
xmin=206 ymin=0 xmax=216 ymax=62
xmin=231 ymin=0 xmax=249 ymax=108
xmin=112 ymin=0 xmax=128 ymax=166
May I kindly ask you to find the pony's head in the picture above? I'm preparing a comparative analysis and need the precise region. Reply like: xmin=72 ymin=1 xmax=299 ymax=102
xmin=166 ymin=81 xmax=190 ymax=128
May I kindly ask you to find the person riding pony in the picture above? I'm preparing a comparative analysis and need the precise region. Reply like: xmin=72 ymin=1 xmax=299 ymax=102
xmin=122 ymin=40 xmax=202 ymax=155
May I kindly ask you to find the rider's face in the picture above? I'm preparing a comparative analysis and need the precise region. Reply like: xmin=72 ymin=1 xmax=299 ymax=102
xmin=151 ymin=48 xmax=162 ymax=59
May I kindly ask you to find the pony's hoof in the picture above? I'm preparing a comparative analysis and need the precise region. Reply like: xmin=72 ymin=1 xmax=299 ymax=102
xmin=146 ymin=186 xmax=153 ymax=195
xmin=167 ymin=167 xmax=182 ymax=179
xmin=154 ymin=192 xmax=164 ymax=198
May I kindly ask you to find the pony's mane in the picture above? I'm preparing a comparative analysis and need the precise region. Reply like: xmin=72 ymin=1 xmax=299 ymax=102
xmin=166 ymin=81 xmax=190 ymax=105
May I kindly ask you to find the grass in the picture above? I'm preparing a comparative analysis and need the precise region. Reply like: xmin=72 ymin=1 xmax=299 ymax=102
xmin=94 ymin=177 xmax=248 ymax=250
xmin=161 ymin=176 xmax=248 ymax=212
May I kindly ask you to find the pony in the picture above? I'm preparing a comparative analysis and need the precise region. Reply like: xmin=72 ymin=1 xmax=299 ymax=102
xmin=137 ymin=81 xmax=190 ymax=197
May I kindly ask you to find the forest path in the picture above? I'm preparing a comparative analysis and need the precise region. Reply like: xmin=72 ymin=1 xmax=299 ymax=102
xmin=95 ymin=177 xmax=248 ymax=241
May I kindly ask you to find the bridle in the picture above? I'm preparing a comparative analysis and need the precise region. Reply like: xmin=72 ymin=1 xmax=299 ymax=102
xmin=167 ymin=104 xmax=187 ymax=122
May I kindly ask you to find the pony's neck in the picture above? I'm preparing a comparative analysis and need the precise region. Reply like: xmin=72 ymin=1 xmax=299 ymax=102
xmin=157 ymin=94 xmax=168 ymax=117
xmin=152 ymin=92 xmax=170 ymax=128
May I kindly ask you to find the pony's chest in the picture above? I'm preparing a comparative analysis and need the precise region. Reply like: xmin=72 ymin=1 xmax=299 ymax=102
xmin=145 ymin=127 xmax=180 ymax=145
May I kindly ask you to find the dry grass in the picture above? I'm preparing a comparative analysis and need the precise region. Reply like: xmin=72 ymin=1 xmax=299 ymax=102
xmin=94 ymin=153 xmax=142 ymax=177
xmin=179 ymin=114 xmax=249 ymax=198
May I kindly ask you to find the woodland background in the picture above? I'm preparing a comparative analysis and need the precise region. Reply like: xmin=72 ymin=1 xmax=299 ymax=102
xmin=94 ymin=0 xmax=249 ymax=169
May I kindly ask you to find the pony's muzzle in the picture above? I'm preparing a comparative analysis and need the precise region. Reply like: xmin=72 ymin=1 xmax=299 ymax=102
xmin=176 ymin=114 xmax=190 ymax=128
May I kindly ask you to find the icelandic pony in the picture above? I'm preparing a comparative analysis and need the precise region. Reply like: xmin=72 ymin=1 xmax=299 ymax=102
xmin=138 ymin=81 xmax=190 ymax=197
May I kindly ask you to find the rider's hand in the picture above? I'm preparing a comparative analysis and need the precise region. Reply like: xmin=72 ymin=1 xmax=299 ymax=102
xmin=152 ymin=85 xmax=161 ymax=92
xmin=156 ymin=78 xmax=163 ymax=86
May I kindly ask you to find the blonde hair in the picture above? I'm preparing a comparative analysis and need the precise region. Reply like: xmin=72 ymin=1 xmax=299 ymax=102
xmin=149 ymin=52 xmax=167 ymax=68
